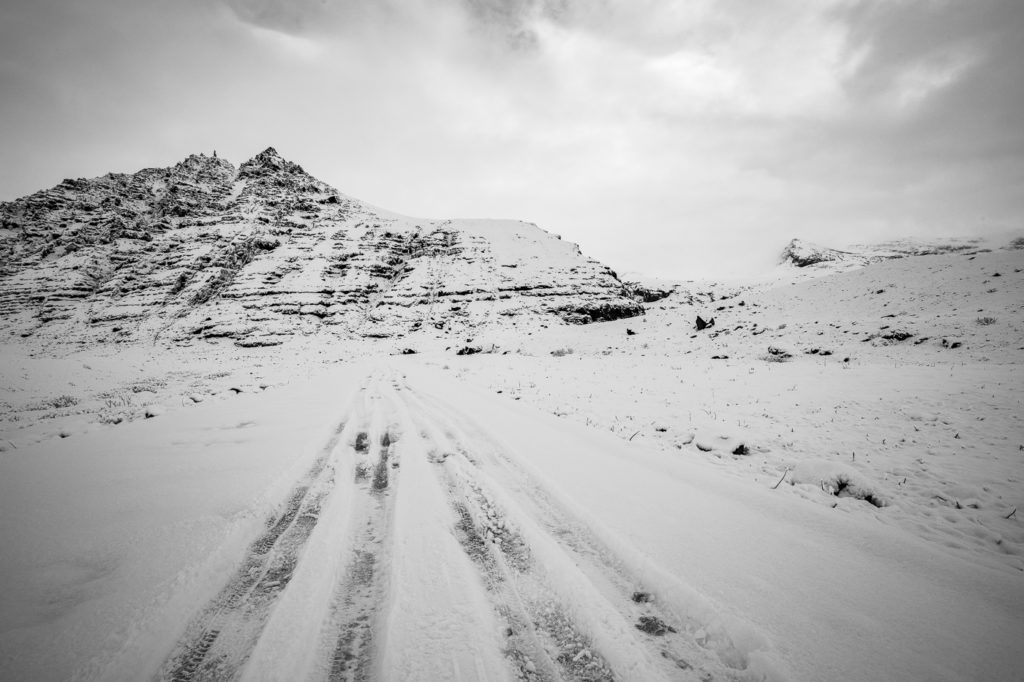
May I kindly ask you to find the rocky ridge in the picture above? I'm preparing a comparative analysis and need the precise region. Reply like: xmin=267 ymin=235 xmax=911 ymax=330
xmin=781 ymin=237 xmax=992 ymax=270
xmin=0 ymin=148 xmax=644 ymax=347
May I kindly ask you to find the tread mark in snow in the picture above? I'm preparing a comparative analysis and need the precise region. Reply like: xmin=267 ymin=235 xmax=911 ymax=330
xmin=447 ymin=475 xmax=614 ymax=682
xmin=156 ymin=421 xmax=343 ymax=682
xmin=372 ymin=431 xmax=395 ymax=491
xmin=251 ymin=486 xmax=307 ymax=555
xmin=328 ymin=550 xmax=376 ymax=681
xmin=326 ymin=412 xmax=400 ymax=680
xmin=354 ymin=430 xmax=371 ymax=482
xmin=170 ymin=629 xmax=219 ymax=682
xmin=405 ymin=387 xmax=742 ymax=680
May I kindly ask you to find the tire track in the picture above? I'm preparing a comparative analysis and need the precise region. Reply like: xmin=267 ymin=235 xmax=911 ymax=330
xmin=323 ymin=382 xmax=402 ymax=682
xmin=446 ymin=466 xmax=615 ymax=682
xmin=398 ymin=388 xmax=613 ymax=681
xmin=155 ymin=417 xmax=349 ymax=682
xmin=155 ymin=369 xmax=752 ymax=682
xmin=403 ymin=384 xmax=744 ymax=681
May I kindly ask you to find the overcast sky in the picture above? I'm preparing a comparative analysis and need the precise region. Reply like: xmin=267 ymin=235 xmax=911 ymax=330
xmin=1 ymin=0 xmax=1021 ymax=278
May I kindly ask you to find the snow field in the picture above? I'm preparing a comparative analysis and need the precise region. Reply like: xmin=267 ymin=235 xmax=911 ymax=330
xmin=0 ymin=363 xmax=366 ymax=681
xmin=1 ymin=244 xmax=1022 ymax=681
xmin=405 ymin=363 xmax=1024 ymax=681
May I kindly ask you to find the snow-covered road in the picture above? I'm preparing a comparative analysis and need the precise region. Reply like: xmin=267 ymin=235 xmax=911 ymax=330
xmin=2 ymin=361 xmax=1023 ymax=681
xmin=152 ymin=367 xmax=745 ymax=681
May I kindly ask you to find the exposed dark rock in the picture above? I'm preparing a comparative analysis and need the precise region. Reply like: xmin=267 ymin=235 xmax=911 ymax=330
xmin=556 ymin=302 xmax=644 ymax=325
xmin=764 ymin=346 xmax=792 ymax=361
xmin=696 ymin=315 xmax=715 ymax=330
xmin=624 ymin=282 xmax=672 ymax=303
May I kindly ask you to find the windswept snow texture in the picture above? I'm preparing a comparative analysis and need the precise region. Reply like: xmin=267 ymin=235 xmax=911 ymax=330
xmin=2 ymin=177 xmax=1024 ymax=680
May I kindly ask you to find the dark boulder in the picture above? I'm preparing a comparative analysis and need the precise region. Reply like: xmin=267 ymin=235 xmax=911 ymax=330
xmin=696 ymin=315 xmax=716 ymax=330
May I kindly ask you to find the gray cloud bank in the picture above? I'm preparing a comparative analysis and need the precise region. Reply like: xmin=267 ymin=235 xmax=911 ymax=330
xmin=1 ymin=0 xmax=1021 ymax=278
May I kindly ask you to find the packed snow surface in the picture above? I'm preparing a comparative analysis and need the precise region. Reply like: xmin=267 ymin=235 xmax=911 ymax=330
xmin=1 ymin=244 xmax=1023 ymax=682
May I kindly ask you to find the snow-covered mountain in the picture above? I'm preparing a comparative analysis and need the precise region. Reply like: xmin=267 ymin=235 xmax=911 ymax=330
xmin=0 ymin=148 xmax=642 ymax=348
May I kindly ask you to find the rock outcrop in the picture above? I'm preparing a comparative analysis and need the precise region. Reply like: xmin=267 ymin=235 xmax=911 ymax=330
xmin=781 ymin=237 xmax=991 ymax=270
xmin=0 ymin=148 xmax=643 ymax=347
xmin=780 ymin=239 xmax=869 ymax=269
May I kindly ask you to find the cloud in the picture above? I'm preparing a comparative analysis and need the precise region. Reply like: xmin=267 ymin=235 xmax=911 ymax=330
xmin=223 ymin=0 xmax=325 ymax=34
xmin=1 ymin=0 xmax=1021 ymax=278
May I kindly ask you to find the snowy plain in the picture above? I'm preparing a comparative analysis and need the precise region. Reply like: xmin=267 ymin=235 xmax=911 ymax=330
xmin=1 ymin=245 xmax=1023 ymax=681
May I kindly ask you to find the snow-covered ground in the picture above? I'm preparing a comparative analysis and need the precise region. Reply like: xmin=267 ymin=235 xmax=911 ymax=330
xmin=1 ymin=246 xmax=1023 ymax=681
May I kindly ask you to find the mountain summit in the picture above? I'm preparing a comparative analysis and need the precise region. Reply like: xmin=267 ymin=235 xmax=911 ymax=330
xmin=0 ymin=149 xmax=643 ymax=347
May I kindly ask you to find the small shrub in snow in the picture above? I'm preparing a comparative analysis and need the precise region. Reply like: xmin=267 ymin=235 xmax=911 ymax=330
xmin=98 ymin=411 xmax=126 ymax=425
xmin=129 ymin=379 xmax=166 ymax=393
xmin=99 ymin=389 xmax=132 ymax=409
xmin=27 ymin=394 xmax=78 ymax=410
xmin=975 ymin=316 xmax=996 ymax=326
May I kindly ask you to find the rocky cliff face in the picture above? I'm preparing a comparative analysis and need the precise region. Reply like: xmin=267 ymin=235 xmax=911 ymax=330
xmin=0 ymin=148 xmax=643 ymax=347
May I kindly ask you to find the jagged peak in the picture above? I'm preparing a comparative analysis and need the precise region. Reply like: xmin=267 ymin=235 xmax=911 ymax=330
xmin=239 ymin=146 xmax=307 ymax=179
xmin=254 ymin=146 xmax=281 ymax=161
xmin=174 ymin=152 xmax=235 ymax=172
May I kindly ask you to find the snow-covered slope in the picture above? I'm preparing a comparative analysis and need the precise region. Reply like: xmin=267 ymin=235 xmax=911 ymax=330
xmin=0 ymin=148 xmax=641 ymax=348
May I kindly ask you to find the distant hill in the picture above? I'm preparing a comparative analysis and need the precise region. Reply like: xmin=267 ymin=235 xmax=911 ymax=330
xmin=780 ymin=237 xmax=994 ymax=271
